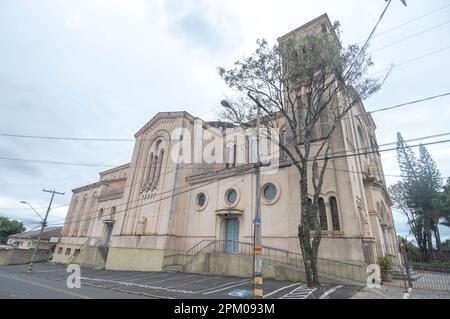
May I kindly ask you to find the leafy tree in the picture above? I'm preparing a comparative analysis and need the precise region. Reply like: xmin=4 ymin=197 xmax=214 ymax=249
xmin=389 ymin=134 xmax=444 ymax=256
xmin=440 ymin=178 xmax=450 ymax=228
xmin=218 ymin=22 xmax=380 ymax=287
xmin=0 ymin=217 xmax=26 ymax=244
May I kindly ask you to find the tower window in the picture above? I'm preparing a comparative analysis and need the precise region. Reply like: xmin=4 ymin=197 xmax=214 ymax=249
xmin=330 ymin=196 xmax=340 ymax=231
xmin=319 ymin=198 xmax=328 ymax=230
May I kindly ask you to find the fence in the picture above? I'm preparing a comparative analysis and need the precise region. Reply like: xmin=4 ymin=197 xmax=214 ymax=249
xmin=370 ymin=243 xmax=450 ymax=292
xmin=166 ymin=239 xmax=366 ymax=286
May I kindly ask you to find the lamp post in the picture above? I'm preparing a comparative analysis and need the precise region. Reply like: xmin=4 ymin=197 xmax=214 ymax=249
xmin=20 ymin=189 xmax=64 ymax=273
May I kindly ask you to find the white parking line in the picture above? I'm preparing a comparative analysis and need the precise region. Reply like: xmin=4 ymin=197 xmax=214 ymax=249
xmin=126 ymin=273 xmax=170 ymax=282
xmin=146 ymin=274 xmax=198 ymax=284
xmin=263 ymin=283 xmax=303 ymax=298
xmin=80 ymin=277 xmax=195 ymax=294
xmin=203 ymin=280 xmax=251 ymax=295
xmin=195 ymin=279 xmax=249 ymax=294
xmin=319 ymin=285 xmax=344 ymax=299
xmin=279 ymin=284 xmax=317 ymax=299
xmin=167 ymin=275 xmax=223 ymax=289
xmin=35 ymin=269 xmax=65 ymax=273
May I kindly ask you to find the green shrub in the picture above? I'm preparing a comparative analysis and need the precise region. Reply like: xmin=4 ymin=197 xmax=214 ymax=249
xmin=376 ymin=255 xmax=393 ymax=270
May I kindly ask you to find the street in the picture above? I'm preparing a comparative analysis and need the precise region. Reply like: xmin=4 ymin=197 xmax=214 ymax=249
xmin=0 ymin=263 xmax=358 ymax=299
xmin=0 ymin=269 xmax=149 ymax=299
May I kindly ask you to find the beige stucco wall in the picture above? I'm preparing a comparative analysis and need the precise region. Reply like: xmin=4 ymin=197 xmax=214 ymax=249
xmin=0 ymin=248 xmax=49 ymax=266
xmin=105 ymin=247 xmax=164 ymax=272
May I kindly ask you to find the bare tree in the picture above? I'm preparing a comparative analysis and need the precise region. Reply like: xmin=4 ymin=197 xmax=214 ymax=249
xmin=218 ymin=22 xmax=381 ymax=287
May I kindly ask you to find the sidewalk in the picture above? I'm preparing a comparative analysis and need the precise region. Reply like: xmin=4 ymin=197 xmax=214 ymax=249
xmin=353 ymin=286 xmax=450 ymax=299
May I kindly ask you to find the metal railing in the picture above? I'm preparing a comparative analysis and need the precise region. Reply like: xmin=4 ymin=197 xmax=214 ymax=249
xmin=370 ymin=243 xmax=450 ymax=292
xmin=164 ymin=239 xmax=367 ymax=286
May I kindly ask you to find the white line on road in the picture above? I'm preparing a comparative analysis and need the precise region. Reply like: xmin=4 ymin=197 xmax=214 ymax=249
xmin=147 ymin=274 xmax=198 ymax=284
xmin=80 ymin=277 xmax=195 ymax=294
xmin=194 ymin=279 xmax=249 ymax=294
xmin=279 ymin=284 xmax=317 ymax=299
xmin=0 ymin=273 xmax=91 ymax=299
xmin=263 ymin=283 xmax=303 ymax=298
xmin=319 ymin=285 xmax=344 ymax=299
xmin=167 ymin=275 xmax=223 ymax=289
xmin=203 ymin=280 xmax=251 ymax=295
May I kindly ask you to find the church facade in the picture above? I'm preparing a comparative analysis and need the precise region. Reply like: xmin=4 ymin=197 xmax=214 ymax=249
xmin=53 ymin=14 xmax=399 ymax=274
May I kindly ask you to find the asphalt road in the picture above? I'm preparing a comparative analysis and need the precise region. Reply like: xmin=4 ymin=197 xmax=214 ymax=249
xmin=0 ymin=263 xmax=358 ymax=299
xmin=0 ymin=269 xmax=149 ymax=299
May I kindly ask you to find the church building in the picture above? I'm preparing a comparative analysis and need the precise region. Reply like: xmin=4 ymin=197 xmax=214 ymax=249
xmin=53 ymin=14 xmax=399 ymax=280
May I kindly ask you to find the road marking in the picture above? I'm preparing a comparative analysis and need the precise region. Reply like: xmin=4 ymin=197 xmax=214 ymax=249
xmin=319 ymin=285 xmax=344 ymax=299
xmin=36 ymin=269 xmax=65 ymax=273
xmin=80 ymin=277 xmax=195 ymax=294
xmin=122 ymin=273 xmax=170 ymax=282
xmin=0 ymin=273 xmax=91 ymax=299
xmin=146 ymin=274 xmax=198 ymax=284
xmin=279 ymin=284 xmax=316 ymax=299
xmin=167 ymin=275 xmax=223 ymax=288
xmin=203 ymin=280 xmax=251 ymax=295
xmin=263 ymin=283 xmax=303 ymax=298
xmin=194 ymin=279 xmax=249 ymax=294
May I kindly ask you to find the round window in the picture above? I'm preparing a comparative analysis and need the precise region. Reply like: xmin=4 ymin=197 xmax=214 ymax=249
xmin=226 ymin=189 xmax=238 ymax=205
xmin=263 ymin=183 xmax=277 ymax=200
xmin=197 ymin=193 xmax=207 ymax=208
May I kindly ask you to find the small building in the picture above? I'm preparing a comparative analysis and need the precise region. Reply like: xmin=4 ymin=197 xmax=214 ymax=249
xmin=7 ymin=226 xmax=62 ymax=251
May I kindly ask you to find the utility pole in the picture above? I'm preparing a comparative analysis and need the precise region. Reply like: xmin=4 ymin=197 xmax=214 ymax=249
xmin=220 ymin=98 xmax=265 ymax=298
xmin=27 ymin=188 xmax=64 ymax=273
xmin=252 ymin=98 xmax=263 ymax=299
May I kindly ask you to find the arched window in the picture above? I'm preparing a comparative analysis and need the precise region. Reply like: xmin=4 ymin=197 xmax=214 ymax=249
xmin=330 ymin=196 xmax=340 ymax=231
xmin=146 ymin=153 xmax=154 ymax=183
xmin=73 ymin=195 xmax=87 ymax=236
xmin=245 ymin=136 xmax=249 ymax=163
xmin=357 ymin=126 xmax=367 ymax=153
xmin=149 ymin=155 xmax=158 ymax=185
xmin=307 ymin=198 xmax=316 ymax=230
xmin=154 ymin=149 xmax=164 ymax=187
xmin=82 ymin=192 xmax=97 ymax=236
xmin=297 ymin=96 xmax=307 ymax=143
xmin=232 ymin=140 xmax=237 ymax=167
xmin=320 ymin=110 xmax=329 ymax=137
xmin=225 ymin=142 xmax=234 ymax=168
xmin=319 ymin=198 xmax=328 ymax=230
xmin=279 ymin=128 xmax=287 ymax=158
xmin=65 ymin=197 xmax=78 ymax=236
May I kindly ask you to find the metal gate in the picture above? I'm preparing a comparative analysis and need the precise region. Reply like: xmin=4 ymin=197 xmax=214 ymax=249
xmin=370 ymin=243 xmax=450 ymax=292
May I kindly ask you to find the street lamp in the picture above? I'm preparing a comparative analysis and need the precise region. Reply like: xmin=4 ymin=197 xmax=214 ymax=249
xmin=19 ymin=201 xmax=48 ymax=273
xmin=19 ymin=201 xmax=45 ymax=222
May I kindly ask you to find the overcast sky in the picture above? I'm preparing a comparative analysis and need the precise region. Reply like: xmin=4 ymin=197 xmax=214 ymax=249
xmin=0 ymin=0 xmax=449 ymax=242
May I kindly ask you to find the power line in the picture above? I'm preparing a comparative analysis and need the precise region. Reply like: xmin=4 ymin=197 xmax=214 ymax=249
xmin=368 ymin=92 xmax=450 ymax=114
xmin=371 ymin=4 xmax=450 ymax=39
xmin=0 ymin=133 xmax=135 ymax=142
xmin=19 ymin=135 xmax=450 ymax=227
xmin=370 ymin=19 xmax=450 ymax=53
xmin=369 ymin=44 xmax=450 ymax=76
xmin=44 ymin=137 xmax=450 ymax=230
xmin=57 ymin=165 xmax=255 ymax=230
xmin=1 ymin=91 xmax=448 ymax=147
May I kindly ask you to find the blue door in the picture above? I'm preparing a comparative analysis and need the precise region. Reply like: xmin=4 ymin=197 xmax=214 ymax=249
xmin=225 ymin=218 xmax=239 ymax=253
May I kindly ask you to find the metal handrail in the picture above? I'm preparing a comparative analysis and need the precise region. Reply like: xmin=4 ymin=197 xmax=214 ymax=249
xmin=171 ymin=239 xmax=366 ymax=285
